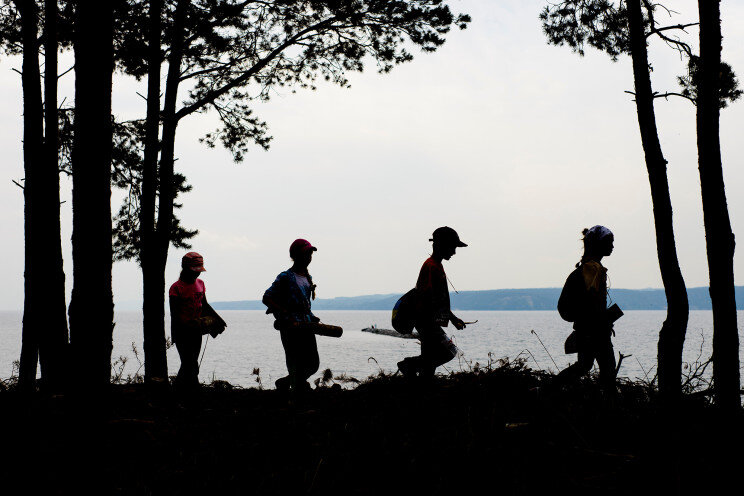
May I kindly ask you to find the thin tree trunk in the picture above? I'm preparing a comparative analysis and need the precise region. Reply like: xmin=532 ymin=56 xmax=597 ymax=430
xmin=697 ymin=0 xmax=740 ymax=410
xmin=69 ymin=0 xmax=115 ymax=389
xmin=37 ymin=0 xmax=70 ymax=392
xmin=141 ymin=0 xmax=167 ymax=381
xmin=627 ymin=0 xmax=689 ymax=401
xmin=16 ymin=0 xmax=44 ymax=391
xmin=157 ymin=0 xmax=188 ymax=256
xmin=148 ymin=0 xmax=187 ymax=380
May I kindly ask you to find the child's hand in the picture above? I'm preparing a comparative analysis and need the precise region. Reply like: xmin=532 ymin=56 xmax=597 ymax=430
xmin=451 ymin=316 xmax=466 ymax=330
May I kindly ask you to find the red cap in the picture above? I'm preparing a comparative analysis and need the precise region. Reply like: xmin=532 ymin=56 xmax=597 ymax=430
xmin=289 ymin=239 xmax=317 ymax=258
xmin=182 ymin=252 xmax=206 ymax=272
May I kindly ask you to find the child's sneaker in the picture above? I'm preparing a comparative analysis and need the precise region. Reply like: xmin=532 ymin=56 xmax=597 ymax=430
xmin=397 ymin=358 xmax=417 ymax=379
xmin=275 ymin=376 xmax=290 ymax=392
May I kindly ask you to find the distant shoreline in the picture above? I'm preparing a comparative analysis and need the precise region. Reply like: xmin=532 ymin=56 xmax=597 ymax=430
xmin=4 ymin=286 xmax=740 ymax=312
xmin=209 ymin=286 xmax=744 ymax=311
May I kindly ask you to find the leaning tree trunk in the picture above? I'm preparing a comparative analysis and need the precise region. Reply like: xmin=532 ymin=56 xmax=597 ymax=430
xmin=16 ymin=0 xmax=44 ymax=391
xmin=145 ymin=0 xmax=188 ymax=379
xmin=36 ymin=0 xmax=70 ymax=392
xmin=140 ymin=0 xmax=167 ymax=381
xmin=69 ymin=0 xmax=115 ymax=390
xmin=627 ymin=0 xmax=689 ymax=402
xmin=696 ymin=0 xmax=740 ymax=411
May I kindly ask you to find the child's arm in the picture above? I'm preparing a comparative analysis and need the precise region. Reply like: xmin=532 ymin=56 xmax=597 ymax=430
xmin=449 ymin=311 xmax=465 ymax=330
xmin=169 ymin=295 xmax=189 ymax=327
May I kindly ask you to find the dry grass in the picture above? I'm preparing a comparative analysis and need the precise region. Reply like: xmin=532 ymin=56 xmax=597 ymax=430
xmin=0 ymin=355 xmax=740 ymax=495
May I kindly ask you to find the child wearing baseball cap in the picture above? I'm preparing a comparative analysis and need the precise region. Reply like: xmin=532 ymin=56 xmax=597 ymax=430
xmin=397 ymin=227 xmax=468 ymax=381
xmin=263 ymin=239 xmax=321 ymax=393
xmin=169 ymin=252 xmax=208 ymax=390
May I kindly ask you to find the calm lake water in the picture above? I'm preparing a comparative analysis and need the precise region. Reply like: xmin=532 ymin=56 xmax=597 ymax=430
xmin=1 ymin=310 xmax=742 ymax=387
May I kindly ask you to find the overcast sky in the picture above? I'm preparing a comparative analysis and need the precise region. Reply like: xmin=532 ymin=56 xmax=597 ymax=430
xmin=1 ymin=0 xmax=743 ymax=310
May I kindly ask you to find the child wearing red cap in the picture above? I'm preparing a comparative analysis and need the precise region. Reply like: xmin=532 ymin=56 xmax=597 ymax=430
xmin=169 ymin=252 xmax=208 ymax=390
xmin=263 ymin=239 xmax=321 ymax=393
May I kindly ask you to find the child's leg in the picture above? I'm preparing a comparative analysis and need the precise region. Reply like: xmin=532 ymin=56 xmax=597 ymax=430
xmin=299 ymin=332 xmax=320 ymax=382
xmin=280 ymin=329 xmax=319 ymax=389
xmin=175 ymin=333 xmax=202 ymax=389
xmin=555 ymin=348 xmax=594 ymax=386
xmin=419 ymin=325 xmax=453 ymax=379
xmin=595 ymin=339 xmax=617 ymax=389
xmin=280 ymin=330 xmax=299 ymax=389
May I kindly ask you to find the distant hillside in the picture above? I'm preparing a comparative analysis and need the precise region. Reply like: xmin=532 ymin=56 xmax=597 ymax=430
xmin=212 ymin=286 xmax=744 ymax=311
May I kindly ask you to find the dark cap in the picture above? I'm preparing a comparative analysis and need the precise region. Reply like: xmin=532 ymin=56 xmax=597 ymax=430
xmin=289 ymin=238 xmax=317 ymax=258
xmin=430 ymin=226 xmax=467 ymax=247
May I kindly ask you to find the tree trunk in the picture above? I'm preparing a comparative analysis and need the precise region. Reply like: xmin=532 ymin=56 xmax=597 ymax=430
xmin=16 ymin=0 xmax=44 ymax=391
xmin=141 ymin=0 xmax=167 ymax=381
xmin=627 ymin=0 xmax=689 ymax=402
xmin=35 ymin=0 xmax=70 ymax=392
xmin=145 ymin=0 xmax=188 ymax=380
xmin=69 ymin=0 xmax=115 ymax=390
xmin=696 ymin=0 xmax=740 ymax=411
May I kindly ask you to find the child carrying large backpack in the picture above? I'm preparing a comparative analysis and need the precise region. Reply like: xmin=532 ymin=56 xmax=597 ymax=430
xmin=397 ymin=227 xmax=468 ymax=381
xmin=556 ymin=225 xmax=621 ymax=390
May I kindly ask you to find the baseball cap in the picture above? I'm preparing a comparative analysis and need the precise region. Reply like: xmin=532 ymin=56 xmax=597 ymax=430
xmin=430 ymin=226 xmax=468 ymax=247
xmin=182 ymin=252 xmax=206 ymax=272
xmin=289 ymin=239 xmax=317 ymax=258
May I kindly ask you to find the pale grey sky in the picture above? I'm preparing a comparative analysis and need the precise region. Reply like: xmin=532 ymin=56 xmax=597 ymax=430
xmin=1 ymin=0 xmax=743 ymax=310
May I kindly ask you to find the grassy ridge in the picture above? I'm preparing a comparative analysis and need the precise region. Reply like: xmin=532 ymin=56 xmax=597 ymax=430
xmin=0 ymin=362 xmax=741 ymax=495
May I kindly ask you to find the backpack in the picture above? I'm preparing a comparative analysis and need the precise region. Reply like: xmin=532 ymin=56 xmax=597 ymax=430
xmin=558 ymin=268 xmax=582 ymax=354
xmin=557 ymin=267 xmax=582 ymax=323
xmin=391 ymin=288 xmax=417 ymax=334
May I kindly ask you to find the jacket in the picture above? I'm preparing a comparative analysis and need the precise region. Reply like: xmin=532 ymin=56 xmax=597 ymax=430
xmin=263 ymin=269 xmax=318 ymax=326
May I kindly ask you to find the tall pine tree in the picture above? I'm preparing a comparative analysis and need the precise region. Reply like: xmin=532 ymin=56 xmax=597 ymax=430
xmin=69 ymin=0 xmax=115 ymax=389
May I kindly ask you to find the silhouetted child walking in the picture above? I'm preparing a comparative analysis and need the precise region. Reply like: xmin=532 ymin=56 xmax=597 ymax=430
xmin=169 ymin=252 xmax=209 ymax=390
xmin=263 ymin=239 xmax=321 ymax=393
xmin=556 ymin=225 xmax=619 ymax=389
xmin=398 ymin=227 xmax=468 ymax=381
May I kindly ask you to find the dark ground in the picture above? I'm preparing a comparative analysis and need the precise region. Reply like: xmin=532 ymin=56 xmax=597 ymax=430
xmin=1 ymin=361 xmax=741 ymax=495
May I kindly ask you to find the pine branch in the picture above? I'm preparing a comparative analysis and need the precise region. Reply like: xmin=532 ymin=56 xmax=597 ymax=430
xmin=174 ymin=16 xmax=338 ymax=121
xmin=654 ymin=91 xmax=695 ymax=103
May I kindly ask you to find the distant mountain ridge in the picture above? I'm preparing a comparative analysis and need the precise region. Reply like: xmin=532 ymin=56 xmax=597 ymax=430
xmin=212 ymin=286 xmax=744 ymax=311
